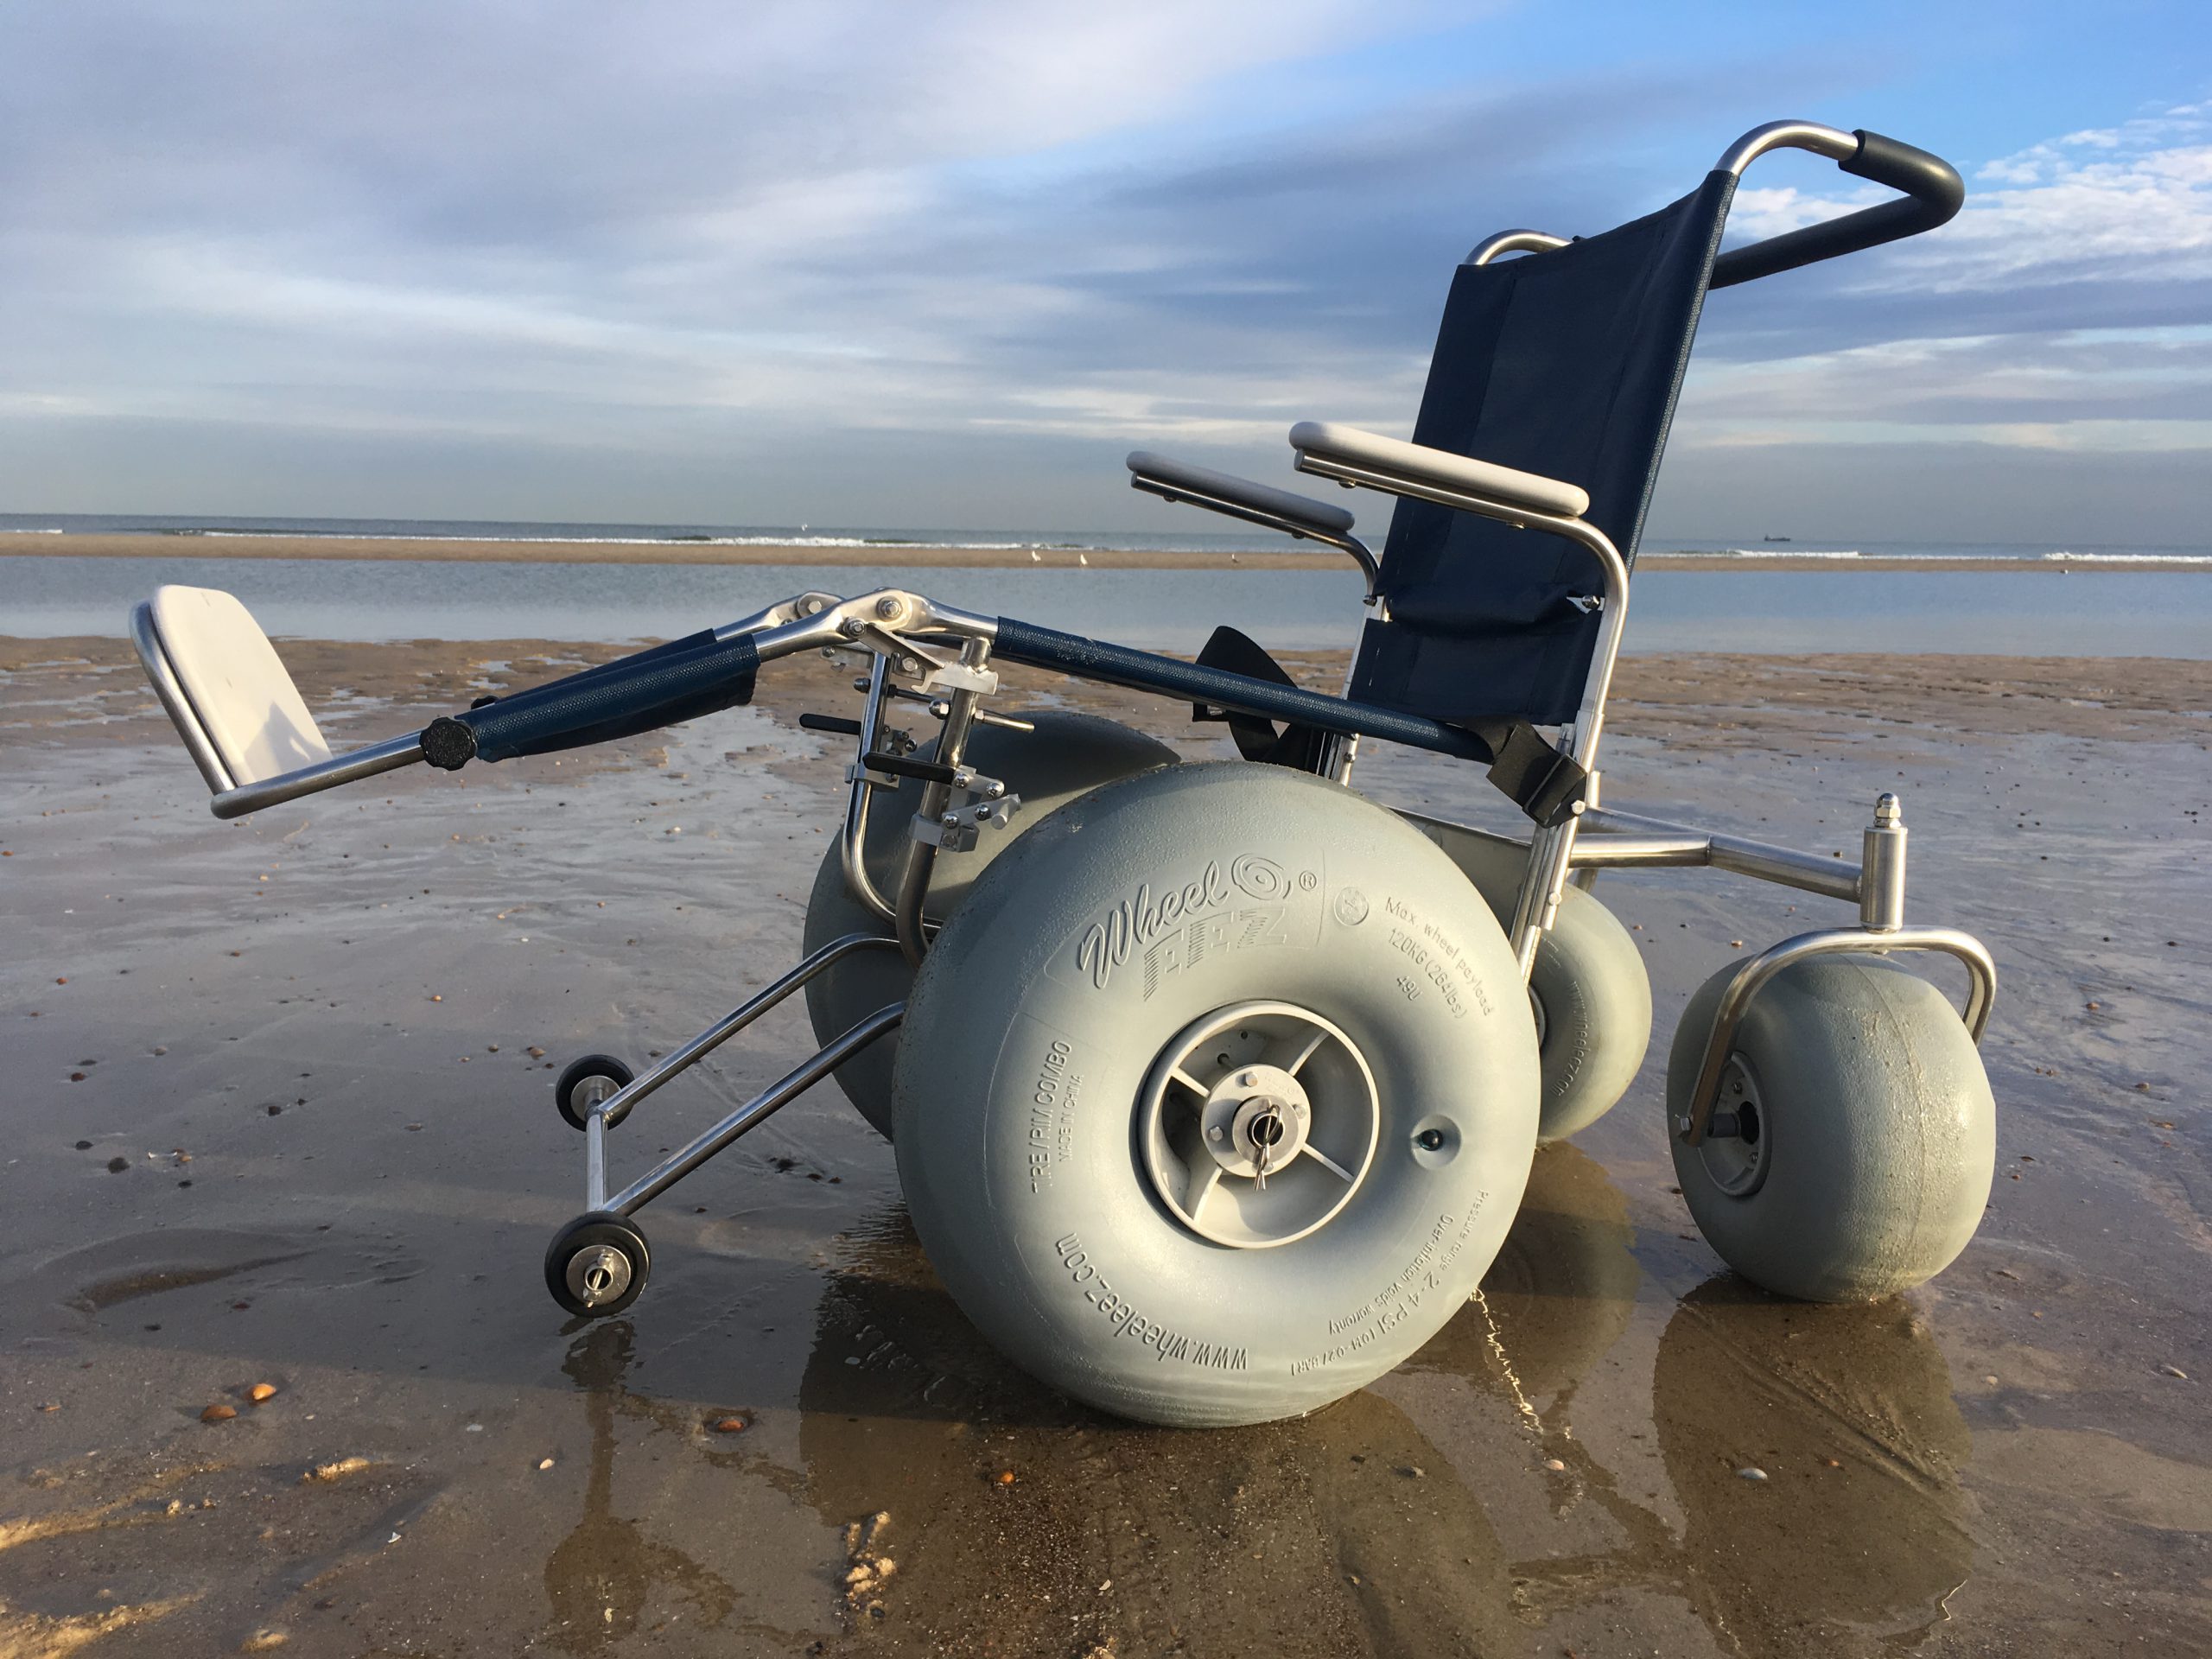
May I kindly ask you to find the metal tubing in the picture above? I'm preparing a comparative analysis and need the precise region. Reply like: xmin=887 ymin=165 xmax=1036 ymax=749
xmin=1508 ymin=816 xmax=1581 ymax=976
xmin=1676 ymin=925 xmax=1998 ymax=1144
xmin=1468 ymin=229 xmax=1570 ymax=266
xmin=581 ymin=933 xmax=901 ymax=1134
xmin=1287 ymin=452 xmax=1629 ymax=771
xmin=586 ymin=1110 xmax=608 ymax=1211
xmin=210 ymin=732 xmax=425 ymax=820
xmin=892 ymin=830 xmax=938 ymax=968
xmin=839 ymin=656 xmax=899 ymax=924
xmin=1860 ymin=793 xmax=1908 ymax=930
xmin=709 ymin=591 xmax=845 ymax=644
xmin=131 ymin=600 xmax=237 ymax=793
xmin=1129 ymin=473 xmax=1382 ymax=601
xmin=607 ymin=1003 xmax=905 ymax=1216
xmin=1567 ymin=832 xmax=1711 ymax=868
xmin=892 ymin=635 xmax=991 ymax=967
xmin=1715 ymin=119 xmax=1858 ymax=175
xmin=1580 ymin=807 xmax=1863 ymax=903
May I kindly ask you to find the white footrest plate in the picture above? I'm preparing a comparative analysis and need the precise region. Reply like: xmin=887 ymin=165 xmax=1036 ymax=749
xmin=131 ymin=585 xmax=331 ymax=792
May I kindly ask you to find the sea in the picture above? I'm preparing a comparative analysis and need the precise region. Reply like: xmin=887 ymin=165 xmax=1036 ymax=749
xmin=4 ymin=514 xmax=2209 ymax=657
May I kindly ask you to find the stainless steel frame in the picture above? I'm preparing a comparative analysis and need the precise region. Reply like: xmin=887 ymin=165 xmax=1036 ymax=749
xmin=1287 ymin=436 xmax=1630 ymax=978
xmin=577 ymin=931 xmax=906 ymax=1212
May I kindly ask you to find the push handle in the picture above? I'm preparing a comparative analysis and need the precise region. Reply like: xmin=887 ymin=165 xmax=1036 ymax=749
xmin=421 ymin=629 xmax=760 ymax=768
xmin=1710 ymin=127 xmax=1964 ymax=289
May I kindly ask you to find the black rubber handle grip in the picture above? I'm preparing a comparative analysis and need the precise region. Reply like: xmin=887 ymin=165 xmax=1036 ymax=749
xmin=1710 ymin=129 xmax=1964 ymax=289
xmin=855 ymin=750 xmax=960 ymax=786
xmin=420 ymin=630 xmax=760 ymax=768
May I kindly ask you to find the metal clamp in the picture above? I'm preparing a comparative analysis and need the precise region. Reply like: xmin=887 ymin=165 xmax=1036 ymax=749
xmin=912 ymin=792 xmax=1021 ymax=854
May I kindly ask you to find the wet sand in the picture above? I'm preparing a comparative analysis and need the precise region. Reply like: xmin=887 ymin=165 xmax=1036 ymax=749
xmin=2 ymin=635 xmax=2207 ymax=1656
xmin=10 ymin=530 xmax=2211 ymax=574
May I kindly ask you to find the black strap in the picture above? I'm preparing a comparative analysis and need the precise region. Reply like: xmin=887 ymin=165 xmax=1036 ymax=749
xmin=1190 ymin=627 xmax=1334 ymax=772
xmin=1187 ymin=625 xmax=1585 ymax=822
xmin=1462 ymin=717 xmax=1588 ymax=829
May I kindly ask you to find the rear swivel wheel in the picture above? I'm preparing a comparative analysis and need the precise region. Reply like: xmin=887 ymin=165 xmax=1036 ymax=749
xmin=891 ymin=762 xmax=1541 ymax=1427
xmin=1418 ymin=823 xmax=1651 ymax=1143
xmin=804 ymin=710 xmax=1178 ymax=1139
xmin=556 ymin=1054 xmax=634 ymax=1132
xmin=544 ymin=1211 xmax=651 ymax=1319
xmin=1665 ymin=954 xmax=1995 ymax=1302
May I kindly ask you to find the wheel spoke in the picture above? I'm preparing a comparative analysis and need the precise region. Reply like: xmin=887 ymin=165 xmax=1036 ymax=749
xmin=1300 ymin=1142 xmax=1355 ymax=1184
xmin=1282 ymin=1027 xmax=1331 ymax=1077
xmin=1169 ymin=1065 xmax=1208 ymax=1097
xmin=1186 ymin=1164 xmax=1224 ymax=1218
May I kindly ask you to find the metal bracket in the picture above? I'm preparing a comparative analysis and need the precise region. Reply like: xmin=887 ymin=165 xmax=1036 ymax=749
xmin=911 ymin=791 xmax=1022 ymax=853
xmin=1675 ymin=924 xmax=1997 ymax=1145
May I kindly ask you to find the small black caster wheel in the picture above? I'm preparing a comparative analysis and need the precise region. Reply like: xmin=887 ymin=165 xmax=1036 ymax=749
xmin=556 ymin=1053 xmax=634 ymax=1132
xmin=544 ymin=1211 xmax=651 ymax=1318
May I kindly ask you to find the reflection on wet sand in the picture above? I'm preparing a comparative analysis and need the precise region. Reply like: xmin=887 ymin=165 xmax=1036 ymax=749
xmin=1472 ymin=1149 xmax=1974 ymax=1650
xmin=1415 ymin=1143 xmax=1643 ymax=1417
xmin=539 ymin=1323 xmax=746 ymax=1653
xmin=775 ymin=1145 xmax=1976 ymax=1656
xmin=794 ymin=1210 xmax=1522 ymax=1657
xmin=1651 ymin=1281 xmax=1974 ymax=1643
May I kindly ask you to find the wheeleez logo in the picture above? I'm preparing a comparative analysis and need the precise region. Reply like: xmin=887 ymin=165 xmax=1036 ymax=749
xmin=1073 ymin=855 xmax=1294 ymax=995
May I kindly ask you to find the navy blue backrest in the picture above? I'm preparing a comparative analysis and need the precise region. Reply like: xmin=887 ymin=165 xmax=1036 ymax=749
xmin=1348 ymin=169 xmax=1738 ymax=728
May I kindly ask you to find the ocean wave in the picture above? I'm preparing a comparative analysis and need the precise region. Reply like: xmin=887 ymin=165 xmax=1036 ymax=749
xmin=2041 ymin=550 xmax=2212 ymax=565
xmin=149 ymin=528 xmax=1099 ymax=551
xmin=1 ymin=526 xmax=64 ymax=534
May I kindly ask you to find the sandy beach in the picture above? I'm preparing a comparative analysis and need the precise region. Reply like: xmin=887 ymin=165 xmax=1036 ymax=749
xmin=2 ymin=633 xmax=2207 ymax=1656
xmin=10 ymin=531 xmax=2210 ymax=574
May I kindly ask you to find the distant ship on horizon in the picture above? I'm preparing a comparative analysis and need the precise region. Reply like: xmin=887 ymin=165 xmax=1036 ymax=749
xmin=1763 ymin=534 xmax=1792 ymax=543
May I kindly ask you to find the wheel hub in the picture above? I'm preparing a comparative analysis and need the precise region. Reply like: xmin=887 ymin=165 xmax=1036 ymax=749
xmin=1139 ymin=1001 xmax=1379 ymax=1249
xmin=1697 ymin=1056 xmax=1769 ymax=1197
xmin=1200 ymin=1063 xmax=1313 ymax=1177
xmin=566 ymin=1243 xmax=633 ymax=1307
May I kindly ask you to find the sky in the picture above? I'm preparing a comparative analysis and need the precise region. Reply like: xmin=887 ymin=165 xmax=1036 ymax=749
xmin=3 ymin=0 xmax=2208 ymax=543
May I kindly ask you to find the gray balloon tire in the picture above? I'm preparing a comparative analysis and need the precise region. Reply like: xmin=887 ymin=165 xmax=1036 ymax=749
xmin=890 ymin=762 xmax=1542 ymax=1427
xmin=803 ymin=711 xmax=1180 ymax=1139
xmin=1664 ymin=954 xmax=1996 ymax=1303
xmin=1415 ymin=824 xmax=1652 ymax=1143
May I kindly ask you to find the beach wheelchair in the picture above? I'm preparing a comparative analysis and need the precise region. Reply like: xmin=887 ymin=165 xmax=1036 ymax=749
xmin=130 ymin=120 xmax=1998 ymax=1427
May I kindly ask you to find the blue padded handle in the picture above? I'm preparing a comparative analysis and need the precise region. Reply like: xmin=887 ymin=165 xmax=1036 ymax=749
xmin=420 ymin=629 xmax=760 ymax=767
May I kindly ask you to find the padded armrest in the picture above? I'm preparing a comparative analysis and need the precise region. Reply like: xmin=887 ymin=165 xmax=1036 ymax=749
xmin=1287 ymin=421 xmax=1590 ymax=521
xmin=1127 ymin=450 xmax=1357 ymax=537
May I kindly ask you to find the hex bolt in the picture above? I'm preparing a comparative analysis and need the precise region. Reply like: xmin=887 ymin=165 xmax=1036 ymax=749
xmin=1238 ymin=1071 xmax=1258 ymax=1088
xmin=1874 ymin=791 xmax=1902 ymax=827
xmin=875 ymin=596 xmax=905 ymax=621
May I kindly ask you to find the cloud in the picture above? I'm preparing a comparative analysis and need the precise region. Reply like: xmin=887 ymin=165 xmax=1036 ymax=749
xmin=0 ymin=6 xmax=2202 ymax=542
